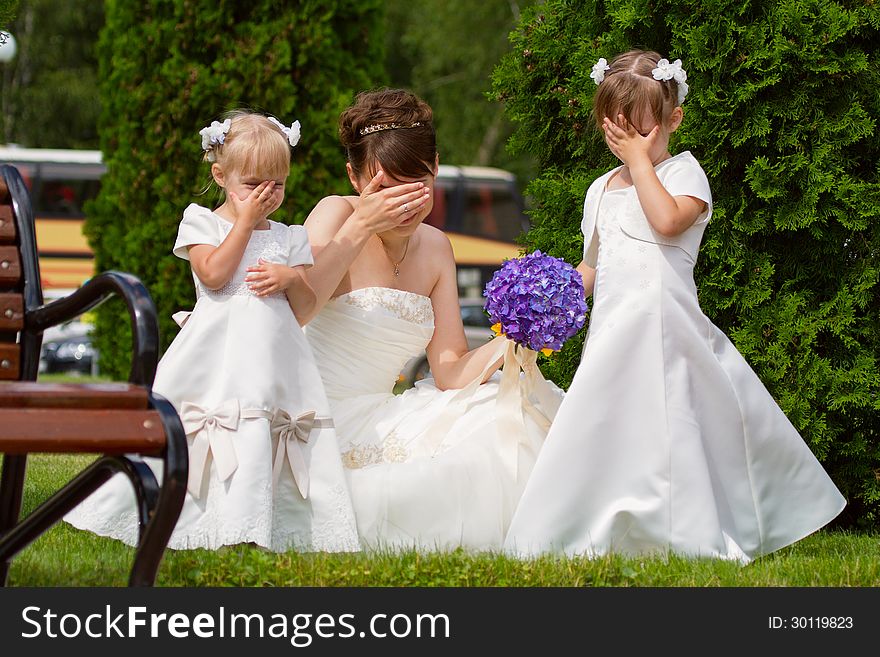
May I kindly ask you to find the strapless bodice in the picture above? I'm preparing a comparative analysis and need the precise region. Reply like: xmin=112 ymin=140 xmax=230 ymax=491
xmin=304 ymin=287 xmax=435 ymax=398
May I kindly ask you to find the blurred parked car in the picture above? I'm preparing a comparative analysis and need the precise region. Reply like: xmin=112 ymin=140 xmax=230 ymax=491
xmin=38 ymin=320 xmax=97 ymax=375
xmin=399 ymin=298 xmax=495 ymax=387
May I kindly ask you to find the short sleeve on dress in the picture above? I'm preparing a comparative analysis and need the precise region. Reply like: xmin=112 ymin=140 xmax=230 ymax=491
xmin=286 ymin=224 xmax=314 ymax=268
xmin=659 ymin=153 xmax=713 ymax=224
xmin=580 ymin=177 xmax=604 ymax=268
xmin=173 ymin=204 xmax=223 ymax=260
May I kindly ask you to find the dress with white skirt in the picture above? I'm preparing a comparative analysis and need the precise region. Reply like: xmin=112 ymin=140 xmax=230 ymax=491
xmin=65 ymin=203 xmax=360 ymax=553
xmin=504 ymin=151 xmax=846 ymax=562
xmin=304 ymin=286 xmax=563 ymax=552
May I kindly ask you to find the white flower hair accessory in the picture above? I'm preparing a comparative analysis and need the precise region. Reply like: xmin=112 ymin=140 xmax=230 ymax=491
xmin=652 ymin=58 xmax=689 ymax=105
xmin=199 ymin=119 xmax=231 ymax=162
xmin=590 ymin=57 xmax=610 ymax=85
xmin=268 ymin=116 xmax=301 ymax=148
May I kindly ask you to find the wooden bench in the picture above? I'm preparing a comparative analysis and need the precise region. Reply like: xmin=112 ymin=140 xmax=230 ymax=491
xmin=0 ymin=163 xmax=188 ymax=586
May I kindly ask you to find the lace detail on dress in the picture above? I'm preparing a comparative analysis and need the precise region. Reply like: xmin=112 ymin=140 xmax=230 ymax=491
xmin=341 ymin=431 xmax=409 ymax=469
xmin=342 ymin=287 xmax=434 ymax=325
xmin=66 ymin=470 xmax=362 ymax=553
xmin=203 ymin=281 xmax=286 ymax=299
xmin=65 ymin=490 xmax=142 ymax=547
xmin=199 ymin=229 xmax=288 ymax=299
xmin=309 ymin=484 xmax=361 ymax=552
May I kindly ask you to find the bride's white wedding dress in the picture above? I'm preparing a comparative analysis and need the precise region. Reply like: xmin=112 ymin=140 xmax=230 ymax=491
xmin=304 ymin=286 xmax=562 ymax=552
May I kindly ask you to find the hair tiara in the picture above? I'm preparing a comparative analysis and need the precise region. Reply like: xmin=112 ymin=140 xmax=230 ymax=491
xmin=591 ymin=56 xmax=689 ymax=105
xmin=359 ymin=121 xmax=423 ymax=136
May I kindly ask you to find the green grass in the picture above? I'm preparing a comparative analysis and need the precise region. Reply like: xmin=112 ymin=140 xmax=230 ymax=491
xmin=4 ymin=454 xmax=879 ymax=587
xmin=37 ymin=372 xmax=114 ymax=383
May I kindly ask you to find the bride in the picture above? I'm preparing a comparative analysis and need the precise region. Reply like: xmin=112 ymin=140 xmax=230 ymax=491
xmin=248 ymin=88 xmax=563 ymax=552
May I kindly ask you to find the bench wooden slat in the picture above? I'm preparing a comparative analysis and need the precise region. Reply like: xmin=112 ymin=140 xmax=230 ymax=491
xmin=0 ymin=294 xmax=23 ymax=331
xmin=0 ymin=344 xmax=20 ymax=380
xmin=0 ymin=382 xmax=150 ymax=409
xmin=0 ymin=409 xmax=167 ymax=454
xmin=0 ymin=246 xmax=21 ymax=285
xmin=0 ymin=206 xmax=13 ymax=243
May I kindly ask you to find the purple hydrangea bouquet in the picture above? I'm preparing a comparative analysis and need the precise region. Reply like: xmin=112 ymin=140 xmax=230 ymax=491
xmin=483 ymin=250 xmax=588 ymax=355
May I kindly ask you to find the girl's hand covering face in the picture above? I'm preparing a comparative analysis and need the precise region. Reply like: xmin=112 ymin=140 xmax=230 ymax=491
xmin=602 ymin=114 xmax=659 ymax=166
xmin=229 ymin=180 xmax=279 ymax=227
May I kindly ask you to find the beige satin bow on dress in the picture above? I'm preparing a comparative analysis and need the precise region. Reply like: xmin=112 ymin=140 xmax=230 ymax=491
xmin=180 ymin=399 xmax=242 ymax=498
xmin=270 ymin=409 xmax=334 ymax=499
xmin=181 ymin=400 xmax=333 ymax=500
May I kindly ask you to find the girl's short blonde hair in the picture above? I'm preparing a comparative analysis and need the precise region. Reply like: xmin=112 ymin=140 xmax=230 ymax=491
xmin=593 ymin=50 xmax=681 ymax=129
xmin=207 ymin=110 xmax=291 ymax=180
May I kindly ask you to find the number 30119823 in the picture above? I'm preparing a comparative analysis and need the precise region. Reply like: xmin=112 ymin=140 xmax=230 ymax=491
xmin=769 ymin=616 xmax=853 ymax=629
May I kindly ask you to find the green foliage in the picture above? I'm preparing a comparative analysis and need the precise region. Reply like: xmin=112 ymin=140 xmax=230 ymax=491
xmin=384 ymin=0 xmax=540 ymax=185
xmin=492 ymin=0 xmax=880 ymax=525
xmin=0 ymin=0 xmax=17 ymax=31
xmin=0 ymin=0 xmax=101 ymax=147
xmin=88 ymin=0 xmax=385 ymax=381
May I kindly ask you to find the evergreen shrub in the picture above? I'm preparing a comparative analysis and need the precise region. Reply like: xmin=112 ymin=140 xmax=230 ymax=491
xmin=88 ymin=1 xmax=384 ymax=382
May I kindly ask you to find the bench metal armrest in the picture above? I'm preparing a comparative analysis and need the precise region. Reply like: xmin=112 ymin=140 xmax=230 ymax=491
xmin=26 ymin=271 xmax=159 ymax=386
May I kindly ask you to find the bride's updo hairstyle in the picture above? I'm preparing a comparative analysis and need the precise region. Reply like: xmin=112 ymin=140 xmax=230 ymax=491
xmin=339 ymin=88 xmax=437 ymax=182
xmin=593 ymin=50 xmax=680 ymax=130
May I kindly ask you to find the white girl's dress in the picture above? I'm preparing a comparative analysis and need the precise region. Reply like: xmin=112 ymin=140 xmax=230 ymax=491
xmin=304 ymin=286 xmax=563 ymax=552
xmin=65 ymin=203 xmax=360 ymax=552
xmin=504 ymin=152 xmax=846 ymax=562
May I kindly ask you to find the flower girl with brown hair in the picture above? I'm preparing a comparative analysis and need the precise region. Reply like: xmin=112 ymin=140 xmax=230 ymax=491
xmin=504 ymin=50 xmax=845 ymax=562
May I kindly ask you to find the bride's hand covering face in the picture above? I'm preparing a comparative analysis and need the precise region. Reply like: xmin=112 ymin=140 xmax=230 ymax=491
xmin=350 ymin=168 xmax=432 ymax=236
xmin=299 ymin=88 xmax=510 ymax=388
